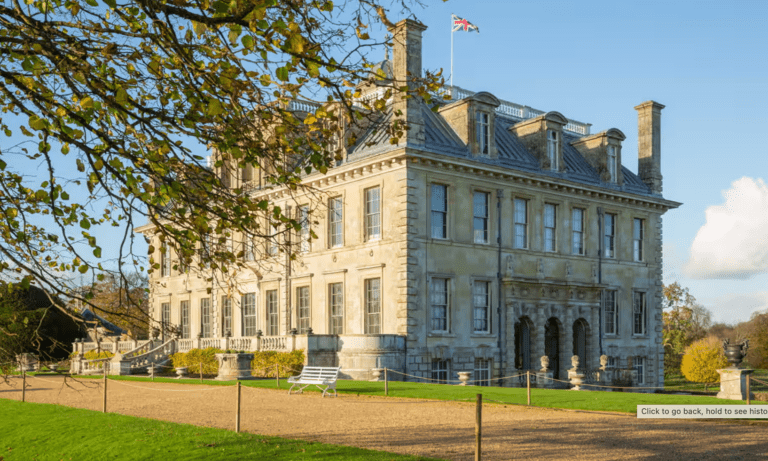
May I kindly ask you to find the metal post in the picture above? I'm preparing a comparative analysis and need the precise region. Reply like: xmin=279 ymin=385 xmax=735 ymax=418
xmin=384 ymin=367 xmax=389 ymax=396
xmin=236 ymin=381 xmax=242 ymax=433
xmin=103 ymin=366 xmax=107 ymax=413
xmin=21 ymin=369 xmax=26 ymax=403
xmin=527 ymin=370 xmax=531 ymax=406
xmin=475 ymin=393 xmax=482 ymax=461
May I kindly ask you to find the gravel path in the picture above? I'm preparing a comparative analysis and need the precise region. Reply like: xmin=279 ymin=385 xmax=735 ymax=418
xmin=3 ymin=375 xmax=768 ymax=460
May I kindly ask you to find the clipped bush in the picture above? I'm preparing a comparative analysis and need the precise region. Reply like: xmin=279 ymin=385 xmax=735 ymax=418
xmin=83 ymin=350 xmax=115 ymax=361
xmin=251 ymin=350 xmax=305 ymax=378
xmin=170 ymin=348 xmax=224 ymax=374
xmin=681 ymin=336 xmax=728 ymax=383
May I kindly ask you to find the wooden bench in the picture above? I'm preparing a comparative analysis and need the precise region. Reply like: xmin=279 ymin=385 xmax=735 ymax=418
xmin=288 ymin=366 xmax=341 ymax=397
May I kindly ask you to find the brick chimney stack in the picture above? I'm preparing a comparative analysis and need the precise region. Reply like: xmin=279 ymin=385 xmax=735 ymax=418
xmin=388 ymin=19 xmax=427 ymax=147
xmin=634 ymin=101 xmax=665 ymax=195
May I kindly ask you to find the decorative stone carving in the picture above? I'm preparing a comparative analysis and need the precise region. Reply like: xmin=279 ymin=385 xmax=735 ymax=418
xmin=457 ymin=371 xmax=471 ymax=386
xmin=571 ymin=355 xmax=580 ymax=371
xmin=591 ymin=264 xmax=598 ymax=282
xmin=505 ymin=254 xmax=515 ymax=278
xmin=568 ymin=355 xmax=585 ymax=391
xmin=370 ymin=368 xmax=384 ymax=382
xmin=215 ymin=353 xmax=255 ymax=381
xmin=600 ymin=355 xmax=609 ymax=370
xmin=537 ymin=259 xmax=544 ymax=279
xmin=565 ymin=262 xmax=572 ymax=280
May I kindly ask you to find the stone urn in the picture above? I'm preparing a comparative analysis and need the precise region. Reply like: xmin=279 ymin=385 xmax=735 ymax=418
xmin=215 ymin=353 xmax=254 ymax=381
xmin=457 ymin=371 xmax=472 ymax=386
xmin=175 ymin=367 xmax=188 ymax=379
xmin=370 ymin=368 xmax=384 ymax=382
xmin=723 ymin=339 xmax=749 ymax=368
xmin=568 ymin=355 xmax=585 ymax=391
xmin=48 ymin=363 xmax=59 ymax=373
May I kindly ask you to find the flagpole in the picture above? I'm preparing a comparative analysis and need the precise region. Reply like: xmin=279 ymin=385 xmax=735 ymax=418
xmin=450 ymin=14 xmax=454 ymax=96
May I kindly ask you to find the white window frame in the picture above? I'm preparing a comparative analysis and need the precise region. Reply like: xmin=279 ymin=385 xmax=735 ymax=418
xmin=180 ymin=301 xmax=190 ymax=339
xmin=221 ymin=296 xmax=232 ymax=337
xmin=572 ymin=208 xmax=585 ymax=255
xmin=544 ymin=203 xmax=557 ymax=252
xmin=514 ymin=198 xmax=528 ymax=249
xmin=266 ymin=216 xmax=278 ymax=256
xmin=328 ymin=197 xmax=344 ymax=248
xmin=633 ymin=291 xmax=647 ymax=336
xmin=200 ymin=298 xmax=211 ymax=338
xmin=296 ymin=286 xmax=310 ymax=334
xmin=604 ymin=290 xmax=618 ymax=336
xmin=430 ymin=184 xmax=448 ymax=239
xmin=364 ymin=186 xmax=381 ymax=241
xmin=473 ymin=191 xmax=489 ymax=244
xmin=432 ymin=359 xmax=449 ymax=384
xmin=634 ymin=356 xmax=645 ymax=384
xmin=604 ymin=213 xmax=616 ymax=259
xmin=242 ymin=236 xmax=256 ymax=262
xmin=364 ymin=278 xmax=381 ymax=334
xmin=161 ymin=244 xmax=172 ymax=277
xmin=607 ymin=145 xmax=617 ymax=183
xmin=299 ymin=205 xmax=310 ymax=253
xmin=472 ymin=280 xmax=491 ymax=333
xmin=474 ymin=358 xmax=491 ymax=387
xmin=547 ymin=129 xmax=559 ymax=170
xmin=161 ymin=302 xmax=171 ymax=336
xmin=633 ymin=218 xmax=644 ymax=262
xmin=430 ymin=277 xmax=450 ymax=332
xmin=476 ymin=111 xmax=490 ymax=155
xmin=329 ymin=283 xmax=344 ymax=334
xmin=242 ymin=293 xmax=257 ymax=337
xmin=266 ymin=290 xmax=279 ymax=336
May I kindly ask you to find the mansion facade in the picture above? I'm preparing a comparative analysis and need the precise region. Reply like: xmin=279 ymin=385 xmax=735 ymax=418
xmin=140 ymin=19 xmax=680 ymax=387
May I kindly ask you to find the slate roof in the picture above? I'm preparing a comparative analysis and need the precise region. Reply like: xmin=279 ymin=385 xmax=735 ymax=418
xmin=348 ymin=100 xmax=656 ymax=197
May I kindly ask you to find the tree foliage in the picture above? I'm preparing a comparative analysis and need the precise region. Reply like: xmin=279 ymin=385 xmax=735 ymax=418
xmin=663 ymin=282 xmax=712 ymax=375
xmin=0 ymin=0 xmax=441 ymax=333
xmin=680 ymin=336 xmax=728 ymax=383
xmin=74 ymin=272 xmax=149 ymax=339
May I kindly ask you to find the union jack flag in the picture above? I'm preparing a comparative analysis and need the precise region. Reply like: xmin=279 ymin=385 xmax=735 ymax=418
xmin=452 ymin=14 xmax=479 ymax=33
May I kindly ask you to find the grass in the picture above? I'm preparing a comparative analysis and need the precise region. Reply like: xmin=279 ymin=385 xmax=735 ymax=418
xmin=0 ymin=399 xmax=443 ymax=461
xmin=63 ymin=373 xmax=768 ymax=414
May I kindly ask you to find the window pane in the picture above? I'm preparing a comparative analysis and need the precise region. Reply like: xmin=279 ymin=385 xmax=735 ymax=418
xmin=544 ymin=204 xmax=556 ymax=252
xmin=514 ymin=199 xmax=527 ymax=248
xmin=180 ymin=301 xmax=189 ymax=339
xmin=221 ymin=297 xmax=232 ymax=337
xmin=365 ymin=278 xmax=381 ymax=334
xmin=267 ymin=290 xmax=278 ymax=336
xmin=329 ymin=197 xmax=343 ymax=247
xmin=330 ymin=283 xmax=344 ymax=334
xmin=365 ymin=187 xmax=381 ymax=240
xmin=572 ymin=208 xmax=584 ymax=255
xmin=297 ymin=287 xmax=310 ymax=334
xmin=431 ymin=185 xmax=447 ymax=239
xmin=473 ymin=282 xmax=489 ymax=332
xmin=430 ymin=278 xmax=448 ymax=331
xmin=242 ymin=293 xmax=256 ymax=337
xmin=201 ymin=298 xmax=211 ymax=338
xmin=473 ymin=192 xmax=488 ymax=243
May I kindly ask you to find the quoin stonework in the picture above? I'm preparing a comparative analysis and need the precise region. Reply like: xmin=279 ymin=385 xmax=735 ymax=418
xmin=133 ymin=19 xmax=681 ymax=388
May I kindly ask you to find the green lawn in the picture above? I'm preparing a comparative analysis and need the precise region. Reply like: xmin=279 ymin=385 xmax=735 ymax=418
xmin=0 ymin=399 xmax=443 ymax=461
xmin=67 ymin=374 xmax=768 ymax=414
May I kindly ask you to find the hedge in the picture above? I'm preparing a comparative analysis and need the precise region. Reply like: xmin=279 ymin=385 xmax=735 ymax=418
xmin=169 ymin=348 xmax=305 ymax=377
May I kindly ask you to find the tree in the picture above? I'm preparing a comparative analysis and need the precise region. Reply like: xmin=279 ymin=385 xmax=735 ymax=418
xmin=680 ymin=336 xmax=728 ymax=384
xmin=0 ymin=1 xmax=442 ymax=335
xmin=72 ymin=272 xmax=149 ymax=339
xmin=663 ymin=282 xmax=712 ymax=375
xmin=0 ymin=282 xmax=81 ymax=364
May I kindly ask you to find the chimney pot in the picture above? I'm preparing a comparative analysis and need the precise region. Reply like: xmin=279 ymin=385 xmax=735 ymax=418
xmin=634 ymin=101 xmax=665 ymax=194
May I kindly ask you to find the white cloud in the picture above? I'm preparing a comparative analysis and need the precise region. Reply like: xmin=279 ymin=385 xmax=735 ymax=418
xmin=684 ymin=177 xmax=768 ymax=279
xmin=702 ymin=291 xmax=768 ymax=325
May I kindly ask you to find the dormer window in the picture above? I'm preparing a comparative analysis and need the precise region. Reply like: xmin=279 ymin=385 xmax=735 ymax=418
xmin=476 ymin=112 xmax=490 ymax=155
xmin=607 ymin=145 xmax=617 ymax=182
xmin=547 ymin=130 xmax=559 ymax=170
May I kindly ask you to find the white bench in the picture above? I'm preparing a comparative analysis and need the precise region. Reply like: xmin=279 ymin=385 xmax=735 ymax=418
xmin=288 ymin=366 xmax=341 ymax=398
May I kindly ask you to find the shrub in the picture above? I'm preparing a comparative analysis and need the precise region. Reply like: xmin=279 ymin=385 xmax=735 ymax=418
xmin=251 ymin=350 xmax=304 ymax=377
xmin=170 ymin=348 xmax=223 ymax=374
xmin=681 ymin=336 xmax=728 ymax=383
xmin=83 ymin=351 xmax=115 ymax=361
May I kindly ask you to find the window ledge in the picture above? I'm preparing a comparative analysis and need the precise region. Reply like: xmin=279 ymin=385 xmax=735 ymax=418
xmin=428 ymin=332 xmax=456 ymax=338
xmin=470 ymin=333 xmax=494 ymax=338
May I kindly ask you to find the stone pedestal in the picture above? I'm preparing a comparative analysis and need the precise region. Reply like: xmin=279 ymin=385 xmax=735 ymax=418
xmin=370 ymin=368 xmax=384 ymax=382
xmin=568 ymin=369 xmax=585 ymax=390
xmin=536 ymin=371 xmax=554 ymax=389
xmin=215 ymin=353 xmax=254 ymax=381
xmin=717 ymin=368 xmax=755 ymax=401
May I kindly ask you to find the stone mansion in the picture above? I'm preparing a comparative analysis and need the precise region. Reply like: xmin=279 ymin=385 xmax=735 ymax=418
xmin=139 ymin=19 xmax=680 ymax=387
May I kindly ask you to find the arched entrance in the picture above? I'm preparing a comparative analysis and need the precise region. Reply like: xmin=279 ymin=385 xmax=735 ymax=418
xmin=545 ymin=317 xmax=560 ymax=379
xmin=514 ymin=317 xmax=533 ymax=370
xmin=573 ymin=319 xmax=588 ymax=370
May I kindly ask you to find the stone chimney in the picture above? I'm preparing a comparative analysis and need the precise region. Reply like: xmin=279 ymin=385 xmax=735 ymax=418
xmin=634 ymin=101 xmax=664 ymax=194
xmin=388 ymin=19 xmax=427 ymax=147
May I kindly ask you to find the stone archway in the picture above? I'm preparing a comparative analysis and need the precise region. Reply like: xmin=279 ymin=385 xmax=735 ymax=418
xmin=545 ymin=317 xmax=560 ymax=380
xmin=573 ymin=318 xmax=588 ymax=370
xmin=514 ymin=316 xmax=534 ymax=370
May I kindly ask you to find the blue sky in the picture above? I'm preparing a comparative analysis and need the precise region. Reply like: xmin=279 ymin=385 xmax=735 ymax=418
xmin=389 ymin=0 xmax=767 ymax=324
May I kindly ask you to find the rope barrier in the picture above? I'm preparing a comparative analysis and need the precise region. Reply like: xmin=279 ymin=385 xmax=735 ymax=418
xmin=107 ymin=378 xmax=231 ymax=392
xmin=385 ymin=369 xmax=527 ymax=385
